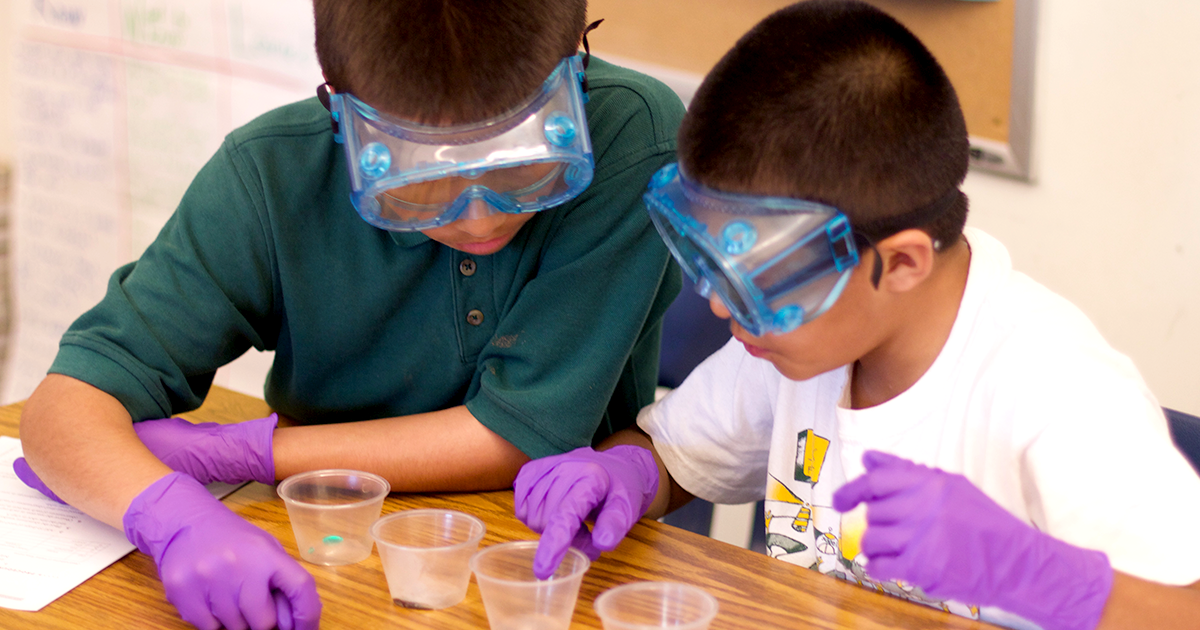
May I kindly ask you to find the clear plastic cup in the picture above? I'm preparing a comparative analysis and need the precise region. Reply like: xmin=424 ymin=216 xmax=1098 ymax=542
xmin=370 ymin=509 xmax=486 ymax=609
xmin=277 ymin=469 xmax=390 ymax=566
xmin=594 ymin=582 xmax=719 ymax=630
xmin=470 ymin=541 xmax=590 ymax=630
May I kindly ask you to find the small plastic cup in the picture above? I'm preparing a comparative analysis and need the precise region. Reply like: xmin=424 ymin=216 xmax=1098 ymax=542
xmin=277 ymin=469 xmax=390 ymax=566
xmin=470 ymin=541 xmax=590 ymax=630
xmin=370 ymin=509 xmax=486 ymax=609
xmin=594 ymin=582 xmax=719 ymax=630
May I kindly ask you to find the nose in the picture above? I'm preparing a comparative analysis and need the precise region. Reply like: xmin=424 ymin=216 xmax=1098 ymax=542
xmin=708 ymin=294 xmax=732 ymax=320
xmin=455 ymin=200 xmax=505 ymax=237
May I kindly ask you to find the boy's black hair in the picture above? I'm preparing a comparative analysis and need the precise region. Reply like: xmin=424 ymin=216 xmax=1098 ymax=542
xmin=679 ymin=0 xmax=970 ymax=249
xmin=314 ymin=0 xmax=588 ymax=123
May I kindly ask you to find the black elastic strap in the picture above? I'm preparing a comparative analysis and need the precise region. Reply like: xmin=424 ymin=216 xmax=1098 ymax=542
xmin=853 ymin=187 xmax=961 ymax=244
xmin=580 ymin=19 xmax=604 ymax=92
xmin=854 ymin=233 xmax=885 ymax=289
xmin=853 ymin=187 xmax=962 ymax=289
xmin=316 ymin=83 xmax=340 ymax=136
xmin=316 ymin=83 xmax=332 ymax=110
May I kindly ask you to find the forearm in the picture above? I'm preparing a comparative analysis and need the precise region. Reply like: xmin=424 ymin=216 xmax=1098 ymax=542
xmin=18 ymin=374 xmax=172 ymax=528
xmin=271 ymin=405 xmax=530 ymax=492
xmin=597 ymin=428 xmax=693 ymax=519
xmin=1095 ymin=573 xmax=1200 ymax=630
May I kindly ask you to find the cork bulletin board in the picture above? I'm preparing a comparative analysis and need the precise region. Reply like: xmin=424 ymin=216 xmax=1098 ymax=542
xmin=585 ymin=0 xmax=1038 ymax=180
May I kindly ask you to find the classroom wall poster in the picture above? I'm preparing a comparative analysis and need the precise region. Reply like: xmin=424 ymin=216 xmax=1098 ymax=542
xmin=3 ymin=0 xmax=322 ymax=403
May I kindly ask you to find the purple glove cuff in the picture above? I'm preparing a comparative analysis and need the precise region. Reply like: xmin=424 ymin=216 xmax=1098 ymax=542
xmin=122 ymin=472 xmax=215 ymax=561
xmin=133 ymin=414 xmax=278 ymax=485
xmin=607 ymin=444 xmax=660 ymax=517
xmin=238 ymin=413 xmax=278 ymax=484
xmin=1001 ymin=536 xmax=1113 ymax=630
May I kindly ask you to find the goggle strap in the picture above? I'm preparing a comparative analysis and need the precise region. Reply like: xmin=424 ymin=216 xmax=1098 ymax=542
xmin=854 ymin=233 xmax=884 ymax=290
xmin=316 ymin=83 xmax=342 ymax=141
xmin=580 ymin=19 xmax=604 ymax=93
xmin=870 ymin=243 xmax=883 ymax=288
xmin=851 ymin=187 xmax=960 ymax=289
xmin=317 ymin=83 xmax=331 ymax=110
xmin=853 ymin=187 xmax=962 ymax=244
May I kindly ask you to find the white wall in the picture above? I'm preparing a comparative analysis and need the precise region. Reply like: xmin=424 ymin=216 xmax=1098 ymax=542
xmin=0 ymin=0 xmax=1196 ymax=411
xmin=961 ymin=0 xmax=1200 ymax=412
xmin=0 ymin=0 xmax=14 ymax=164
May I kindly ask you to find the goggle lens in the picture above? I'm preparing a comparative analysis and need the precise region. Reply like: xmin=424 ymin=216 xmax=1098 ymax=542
xmin=379 ymin=162 xmax=567 ymax=207
xmin=644 ymin=163 xmax=859 ymax=336
xmin=331 ymin=56 xmax=594 ymax=232
xmin=656 ymin=211 xmax=757 ymax=329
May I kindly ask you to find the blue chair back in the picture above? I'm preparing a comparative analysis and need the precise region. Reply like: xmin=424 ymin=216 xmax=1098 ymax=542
xmin=1166 ymin=407 xmax=1200 ymax=476
xmin=657 ymin=276 xmax=731 ymax=536
xmin=659 ymin=276 xmax=732 ymax=388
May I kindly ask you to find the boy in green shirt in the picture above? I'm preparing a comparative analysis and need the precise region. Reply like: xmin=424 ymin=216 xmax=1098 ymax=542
xmin=16 ymin=1 xmax=684 ymax=628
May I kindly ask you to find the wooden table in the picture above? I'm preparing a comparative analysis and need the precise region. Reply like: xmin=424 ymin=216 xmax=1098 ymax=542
xmin=0 ymin=386 xmax=992 ymax=629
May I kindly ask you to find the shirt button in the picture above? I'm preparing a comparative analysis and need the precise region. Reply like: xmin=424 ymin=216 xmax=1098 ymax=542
xmin=459 ymin=259 xmax=477 ymax=276
xmin=466 ymin=309 xmax=484 ymax=326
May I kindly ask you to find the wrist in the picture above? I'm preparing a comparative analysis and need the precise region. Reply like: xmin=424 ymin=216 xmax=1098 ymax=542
xmin=239 ymin=414 xmax=278 ymax=484
xmin=1000 ymin=532 xmax=1113 ymax=630
xmin=605 ymin=444 xmax=660 ymax=516
xmin=122 ymin=472 xmax=222 ymax=561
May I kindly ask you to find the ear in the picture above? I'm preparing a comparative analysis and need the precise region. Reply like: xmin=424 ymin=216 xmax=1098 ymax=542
xmin=873 ymin=229 xmax=936 ymax=293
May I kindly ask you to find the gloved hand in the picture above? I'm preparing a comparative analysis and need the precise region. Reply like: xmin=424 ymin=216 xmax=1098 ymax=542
xmin=132 ymin=414 xmax=278 ymax=485
xmin=514 ymin=445 xmax=659 ymax=579
xmin=125 ymin=472 xmax=321 ymax=630
xmin=832 ymin=450 xmax=1113 ymax=630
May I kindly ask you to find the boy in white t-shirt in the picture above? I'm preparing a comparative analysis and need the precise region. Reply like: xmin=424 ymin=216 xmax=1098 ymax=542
xmin=511 ymin=2 xmax=1200 ymax=629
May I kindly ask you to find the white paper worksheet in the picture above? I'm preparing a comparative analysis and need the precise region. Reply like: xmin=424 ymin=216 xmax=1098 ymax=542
xmin=0 ymin=436 xmax=134 ymax=611
xmin=0 ymin=436 xmax=242 ymax=611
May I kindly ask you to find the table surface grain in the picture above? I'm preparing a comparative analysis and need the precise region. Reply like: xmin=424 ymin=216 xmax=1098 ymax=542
xmin=0 ymin=386 xmax=994 ymax=629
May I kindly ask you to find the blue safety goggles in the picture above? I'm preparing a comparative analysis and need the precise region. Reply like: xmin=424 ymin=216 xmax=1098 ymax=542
xmin=644 ymin=164 xmax=864 ymax=336
xmin=320 ymin=55 xmax=594 ymax=232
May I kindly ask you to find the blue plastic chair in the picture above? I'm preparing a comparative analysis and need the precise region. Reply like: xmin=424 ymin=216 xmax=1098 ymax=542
xmin=658 ymin=276 xmax=731 ymax=389
xmin=657 ymin=276 xmax=731 ymax=535
xmin=1166 ymin=407 xmax=1200 ymax=476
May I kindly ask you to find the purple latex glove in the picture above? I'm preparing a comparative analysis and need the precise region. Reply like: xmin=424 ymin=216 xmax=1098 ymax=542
xmin=514 ymin=445 xmax=659 ymax=579
xmin=832 ymin=450 xmax=1113 ymax=630
xmin=11 ymin=415 xmax=276 ymax=503
xmin=133 ymin=414 xmax=278 ymax=485
xmin=125 ymin=472 xmax=321 ymax=630
xmin=13 ymin=457 xmax=65 ymax=503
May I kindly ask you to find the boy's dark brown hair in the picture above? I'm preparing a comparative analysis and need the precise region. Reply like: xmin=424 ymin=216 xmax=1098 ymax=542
xmin=679 ymin=0 xmax=970 ymax=249
xmin=314 ymin=0 xmax=588 ymax=124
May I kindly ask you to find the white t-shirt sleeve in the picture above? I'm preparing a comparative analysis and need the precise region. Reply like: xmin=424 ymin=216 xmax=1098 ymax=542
xmin=1003 ymin=320 xmax=1200 ymax=586
xmin=638 ymin=338 xmax=777 ymax=504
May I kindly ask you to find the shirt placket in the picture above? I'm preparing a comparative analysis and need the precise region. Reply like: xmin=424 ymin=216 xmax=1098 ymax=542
xmin=453 ymin=253 xmax=495 ymax=360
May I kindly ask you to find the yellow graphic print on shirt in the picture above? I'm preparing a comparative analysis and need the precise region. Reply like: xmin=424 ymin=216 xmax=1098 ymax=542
xmin=764 ymin=476 xmax=813 ymax=556
xmin=763 ymin=429 xmax=831 ymax=563
xmin=794 ymin=428 xmax=830 ymax=483
xmin=763 ymin=428 xmax=983 ymax=622
xmin=839 ymin=503 xmax=867 ymax=563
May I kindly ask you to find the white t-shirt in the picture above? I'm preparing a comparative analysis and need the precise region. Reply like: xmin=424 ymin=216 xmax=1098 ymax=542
xmin=640 ymin=228 xmax=1200 ymax=626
